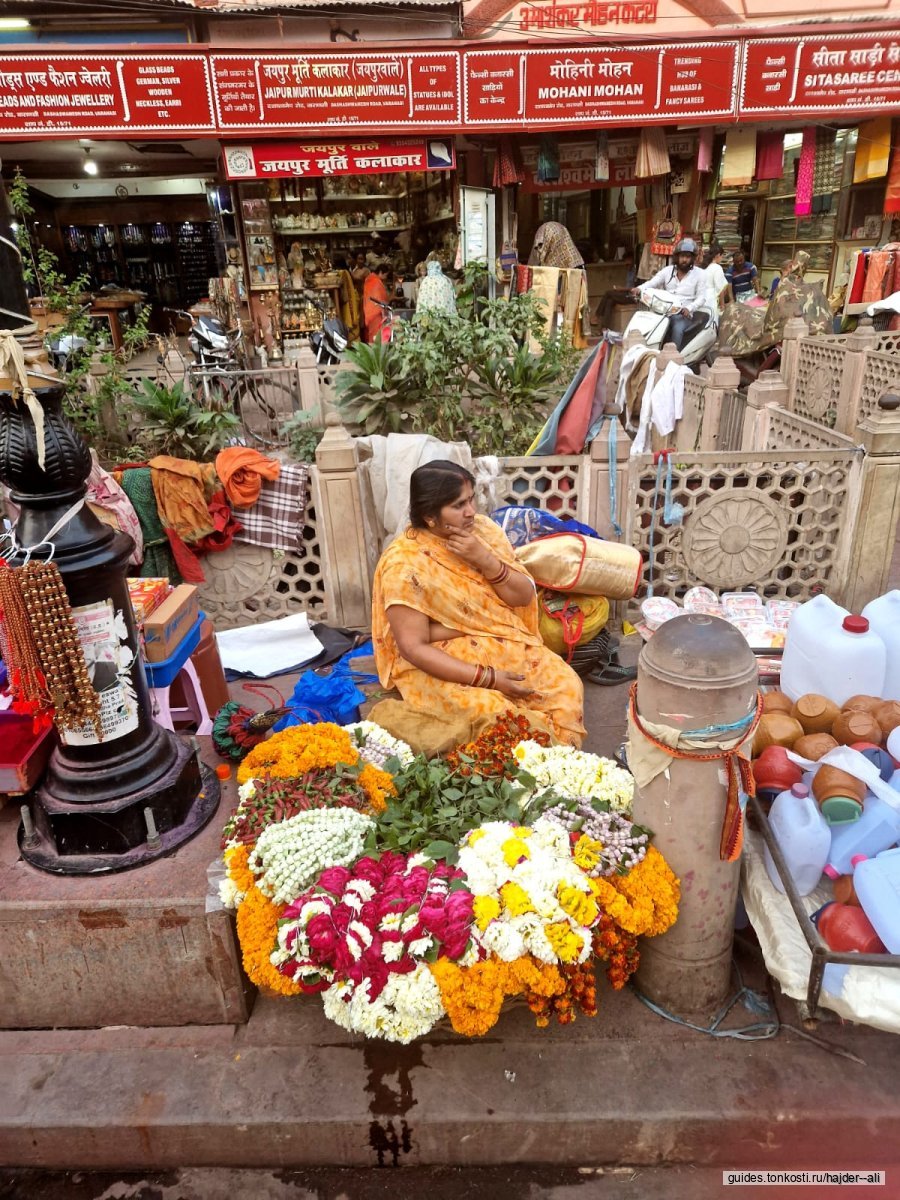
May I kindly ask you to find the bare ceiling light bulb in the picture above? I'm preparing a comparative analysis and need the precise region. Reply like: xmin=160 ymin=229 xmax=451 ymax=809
xmin=83 ymin=150 xmax=98 ymax=176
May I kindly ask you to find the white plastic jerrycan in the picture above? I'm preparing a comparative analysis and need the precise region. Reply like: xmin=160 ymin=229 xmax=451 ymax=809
xmin=862 ymin=590 xmax=900 ymax=702
xmin=854 ymin=847 xmax=900 ymax=953
xmin=824 ymin=792 xmax=900 ymax=877
xmin=764 ymin=783 xmax=832 ymax=896
xmin=781 ymin=596 xmax=886 ymax=706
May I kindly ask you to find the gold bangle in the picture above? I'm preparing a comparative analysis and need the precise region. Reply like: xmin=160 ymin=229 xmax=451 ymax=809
xmin=485 ymin=562 xmax=510 ymax=586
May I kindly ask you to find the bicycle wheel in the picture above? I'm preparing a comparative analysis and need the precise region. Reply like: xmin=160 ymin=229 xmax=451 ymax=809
xmin=234 ymin=374 xmax=298 ymax=448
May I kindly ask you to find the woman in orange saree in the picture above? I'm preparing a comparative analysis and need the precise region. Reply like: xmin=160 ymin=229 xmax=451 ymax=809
xmin=362 ymin=262 xmax=391 ymax=343
xmin=369 ymin=461 xmax=585 ymax=756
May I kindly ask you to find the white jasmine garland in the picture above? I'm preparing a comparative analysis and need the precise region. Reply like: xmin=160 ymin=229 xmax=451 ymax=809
xmin=248 ymin=808 xmax=375 ymax=905
xmin=342 ymin=721 xmax=414 ymax=769
xmin=514 ymin=741 xmax=635 ymax=813
xmin=322 ymin=965 xmax=446 ymax=1043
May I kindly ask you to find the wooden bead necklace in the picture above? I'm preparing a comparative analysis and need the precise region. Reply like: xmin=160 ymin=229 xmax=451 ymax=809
xmin=0 ymin=558 xmax=53 ymax=729
xmin=0 ymin=559 xmax=103 ymax=738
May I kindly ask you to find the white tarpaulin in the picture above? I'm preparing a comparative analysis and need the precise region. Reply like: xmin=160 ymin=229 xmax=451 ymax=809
xmin=741 ymin=829 xmax=900 ymax=1035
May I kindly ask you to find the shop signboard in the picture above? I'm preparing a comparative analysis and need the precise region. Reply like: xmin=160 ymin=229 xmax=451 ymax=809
xmin=461 ymin=0 xmax=900 ymax=43
xmin=464 ymin=43 xmax=739 ymax=126
xmin=222 ymin=138 xmax=456 ymax=180
xmin=740 ymin=32 xmax=900 ymax=116
xmin=210 ymin=52 xmax=461 ymax=130
xmin=0 ymin=54 xmax=214 ymax=135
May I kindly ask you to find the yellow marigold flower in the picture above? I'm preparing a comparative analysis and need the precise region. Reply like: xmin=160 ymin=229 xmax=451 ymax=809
xmin=468 ymin=829 xmax=486 ymax=845
xmin=357 ymin=762 xmax=396 ymax=814
xmin=512 ymin=826 xmax=532 ymax=838
xmin=235 ymin=885 xmax=302 ymax=996
xmin=499 ymin=881 xmax=534 ymax=917
xmin=573 ymin=834 xmax=603 ymax=873
xmin=224 ymin=843 xmax=255 ymax=895
xmin=237 ymin=723 xmax=357 ymax=785
xmin=502 ymin=837 xmax=531 ymax=867
xmin=545 ymin=922 xmax=584 ymax=963
xmin=473 ymin=895 xmax=501 ymax=931
xmin=557 ymin=883 xmax=598 ymax=927
xmin=429 ymin=956 xmax=565 ymax=1037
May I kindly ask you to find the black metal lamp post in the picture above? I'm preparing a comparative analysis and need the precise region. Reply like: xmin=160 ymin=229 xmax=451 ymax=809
xmin=0 ymin=169 xmax=217 ymax=873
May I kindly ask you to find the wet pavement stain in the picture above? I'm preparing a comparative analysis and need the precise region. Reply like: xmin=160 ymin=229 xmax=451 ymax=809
xmin=363 ymin=1041 xmax=424 ymax=1166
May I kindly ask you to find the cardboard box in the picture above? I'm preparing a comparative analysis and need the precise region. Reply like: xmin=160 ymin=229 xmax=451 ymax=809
xmin=127 ymin=577 xmax=171 ymax=624
xmin=141 ymin=584 xmax=199 ymax=663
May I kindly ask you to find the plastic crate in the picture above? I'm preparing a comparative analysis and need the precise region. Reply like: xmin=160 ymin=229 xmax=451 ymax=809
xmin=143 ymin=613 xmax=204 ymax=689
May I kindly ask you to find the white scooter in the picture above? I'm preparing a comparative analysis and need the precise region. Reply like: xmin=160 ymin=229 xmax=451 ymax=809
xmin=624 ymin=286 xmax=718 ymax=367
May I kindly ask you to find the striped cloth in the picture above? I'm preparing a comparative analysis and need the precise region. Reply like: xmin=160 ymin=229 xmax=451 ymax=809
xmin=234 ymin=462 xmax=310 ymax=554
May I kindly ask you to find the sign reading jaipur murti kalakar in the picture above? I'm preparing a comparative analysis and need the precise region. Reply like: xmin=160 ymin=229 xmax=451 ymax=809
xmin=210 ymin=52 xmax=461 ymax=129
xmin=464 ymin=43 xmax=739 ymax=124
xmin=222 ymin=139 xmax=457 ymax=180
xmin=0 ymin=54 xmax=215 ymax=135
xmin=741 ymin=33 xmax=900 ymax=117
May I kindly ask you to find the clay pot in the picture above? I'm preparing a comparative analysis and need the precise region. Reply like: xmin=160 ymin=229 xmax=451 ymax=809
xmin=791 ymin=694 xmax=841 ymax=735
xmin=793 ymin=732 xmax=839 ymax=762
xmin=753 ymin=744 xmax=804 ymax=795
xmin=841 ymin=694 xmax=881 ymax=714
xmin=832 ymin=709 xmax=883 ymax=747
xmin=752 ymin=712 xmax=805 ymax=758
xmin=761 ymin=691 xmax=794 ymax=715
xmin=874 ymin=700 xmax=900 ymax=741
xmin=812 ymin=764 xmax=866 ymax=808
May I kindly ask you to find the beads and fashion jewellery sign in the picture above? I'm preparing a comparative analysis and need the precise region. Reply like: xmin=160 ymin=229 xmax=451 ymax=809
xmin=0 ymin=34 xmax=897 ymax=138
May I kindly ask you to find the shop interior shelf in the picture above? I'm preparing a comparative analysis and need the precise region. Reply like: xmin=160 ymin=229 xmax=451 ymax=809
xmin=281 ymin=193 xmax=408 ymax=202
xmin=274 ymin=224 xmax=411 ymax=237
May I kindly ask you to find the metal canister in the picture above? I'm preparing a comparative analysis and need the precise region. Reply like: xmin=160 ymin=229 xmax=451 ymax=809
xmin=629 ymin=614 xmax=758 ymax=1015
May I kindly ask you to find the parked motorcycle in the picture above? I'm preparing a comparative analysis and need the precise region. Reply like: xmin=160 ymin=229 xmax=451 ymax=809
xmin=624 ymin=286 xmax=717 ymax=368
xmin=307 ymin=294 xmax=349 ymax=365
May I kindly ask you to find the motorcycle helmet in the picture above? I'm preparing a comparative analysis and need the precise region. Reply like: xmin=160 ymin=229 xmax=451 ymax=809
xmin=674 ymin=238 xmax=698 ymax=257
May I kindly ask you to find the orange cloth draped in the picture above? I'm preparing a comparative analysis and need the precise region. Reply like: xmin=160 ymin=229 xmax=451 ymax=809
xmin=215 ymin=447 xmax=281 ymax=508
xmin=148 ymin=455 xmax=217 ymax=542
xmin=363 ymin=273 xmax=390 ymax=344
xmin=371 ymin=515 xmax=586 ymax=754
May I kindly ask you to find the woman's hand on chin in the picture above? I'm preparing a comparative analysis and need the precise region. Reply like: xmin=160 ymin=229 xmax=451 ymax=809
xmin=493 ymin=670 xmax=535 ymax=699
xmin=446 ymin=529 xmax=492 ymax=572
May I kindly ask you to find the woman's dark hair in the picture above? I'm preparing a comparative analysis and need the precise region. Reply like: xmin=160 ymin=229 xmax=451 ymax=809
xmin=409 ymin=460 xmax=475 ymax=528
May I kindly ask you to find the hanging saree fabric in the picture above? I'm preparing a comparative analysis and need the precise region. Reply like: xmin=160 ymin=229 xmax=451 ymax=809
xmin=794 ymin=127 xmax=816 ymax=217
xmin=721 ymin=129 xmax=756 ymax=187
xmin=755 ymin=131 xmax=785 ymax=181
xmin=812 ymin=128 xmax=837 ymax=213
xmin=853 ymin=117 xmax=892 ymax=183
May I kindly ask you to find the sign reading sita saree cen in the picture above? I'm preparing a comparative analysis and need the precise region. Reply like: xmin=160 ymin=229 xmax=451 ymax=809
xmin=741 ymin=32 xmax=900 ymax=116
xmin=210 ymin=52 xmax=461 ymax=129
xmin=464 ymin=43 xmax=739 ymax=125
xmin=0 ymin=54 xmax=214 ymax=135
xmin=222 ymin=139 xmax=456 ymax=180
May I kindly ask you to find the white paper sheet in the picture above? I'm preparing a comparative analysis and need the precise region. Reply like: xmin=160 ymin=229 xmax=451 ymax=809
xmin=216 ymin=611 xmax=324 ymax=679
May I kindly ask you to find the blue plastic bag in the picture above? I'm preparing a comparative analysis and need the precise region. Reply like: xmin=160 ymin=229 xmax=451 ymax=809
xmin=273 ymin=640 xmax=378 ymax=731
xmin=490 ymin=506 xmax=602 ymax=549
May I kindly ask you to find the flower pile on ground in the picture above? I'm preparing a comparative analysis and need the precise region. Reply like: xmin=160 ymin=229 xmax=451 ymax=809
xmin=222 ymin=713 xmax=680 ymax=1042
xmin=514 ymin=740 xmax=635 ymax=813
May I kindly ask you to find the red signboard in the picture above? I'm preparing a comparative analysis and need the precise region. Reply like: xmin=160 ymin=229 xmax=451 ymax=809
xmin=740 ymin=32 xmax=900 ymax=117
xmin=222 ymin=138 xmax=456 ymax=179
xmin=464 ymin=43 xmax=739 ymax=126
xmin=210 ymin=52 xmax=461 ymax=131
xmin=0 ymin=54 xmax=214 ymax=135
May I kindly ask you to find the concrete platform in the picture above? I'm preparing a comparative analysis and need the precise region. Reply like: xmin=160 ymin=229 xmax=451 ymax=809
xmin=4 ymin=638 xmax=900 ymax=1175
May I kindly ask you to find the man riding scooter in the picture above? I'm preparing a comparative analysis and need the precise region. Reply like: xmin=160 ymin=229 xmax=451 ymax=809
xmin=631 ymin=238 xmax=708 ymax=352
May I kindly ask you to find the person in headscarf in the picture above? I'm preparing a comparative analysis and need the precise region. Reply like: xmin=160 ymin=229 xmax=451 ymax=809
xmin=526 ymin=222 xmax=589 ymax=346
xmin=414 ymin=254 xmax=457 ymax=319
xmin=528 ymin=221 xmax=585 ymax=269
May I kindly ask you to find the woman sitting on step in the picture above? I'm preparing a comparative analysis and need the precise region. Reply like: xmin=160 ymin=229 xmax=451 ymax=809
xmin=368 ymin=460 xmax=586 ymax=756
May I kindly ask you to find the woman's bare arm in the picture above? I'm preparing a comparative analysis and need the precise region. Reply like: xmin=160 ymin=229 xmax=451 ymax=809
xmin=387 ymin=605 xmax=534 ymax=698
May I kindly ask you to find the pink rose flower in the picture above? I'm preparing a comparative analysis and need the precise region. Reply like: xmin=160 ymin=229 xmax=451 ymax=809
xmin=318 ymin=865 xmax=352 ymax=895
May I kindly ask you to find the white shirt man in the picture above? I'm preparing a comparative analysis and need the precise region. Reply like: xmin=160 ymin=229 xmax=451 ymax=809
xmin=703 ymin=252 xmax=729 ymax=319
xmin=641 ymin=259 xmax=708 ymax=313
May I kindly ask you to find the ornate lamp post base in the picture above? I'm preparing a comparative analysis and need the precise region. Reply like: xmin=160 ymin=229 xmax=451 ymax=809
xmin=20 ymin=751 xmax=220 ymax=875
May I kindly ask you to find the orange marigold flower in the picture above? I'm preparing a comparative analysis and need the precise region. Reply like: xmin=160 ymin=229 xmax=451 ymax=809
xmin=235 ymin=885 xmax=302 ymax=997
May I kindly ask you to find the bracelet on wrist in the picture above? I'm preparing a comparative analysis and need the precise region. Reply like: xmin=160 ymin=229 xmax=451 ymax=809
xmin=485 ymin=561 xmax=511 ymax=587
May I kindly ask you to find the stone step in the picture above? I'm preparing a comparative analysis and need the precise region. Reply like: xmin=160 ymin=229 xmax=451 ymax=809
xmin=2 ymin=991 xmax=900 ymax=1172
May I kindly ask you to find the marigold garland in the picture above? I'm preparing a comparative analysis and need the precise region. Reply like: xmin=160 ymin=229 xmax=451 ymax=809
xmin=235 ymin=884 xmax=302 ymax=997
xmin=444 ymin=710 xmax=551 ymax=776
xmin=237 ymin=723 xmax=357 ymax=785
xmin=525 ymin=961 xmax=598 ymax=1027
xmin=592 ymin=913 xmax=641 ymax=991
xmin=430 ymin=956 xmax=565 ymax=1037
xmin=357 ymin=762 xmax=396 ymax=813
xmin=589 ymin=846 xmax=681 ymax=937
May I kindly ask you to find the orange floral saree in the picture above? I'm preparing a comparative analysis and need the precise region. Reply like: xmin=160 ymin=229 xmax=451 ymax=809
xmin=370 ymin=515 xmax=585 ymax=755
